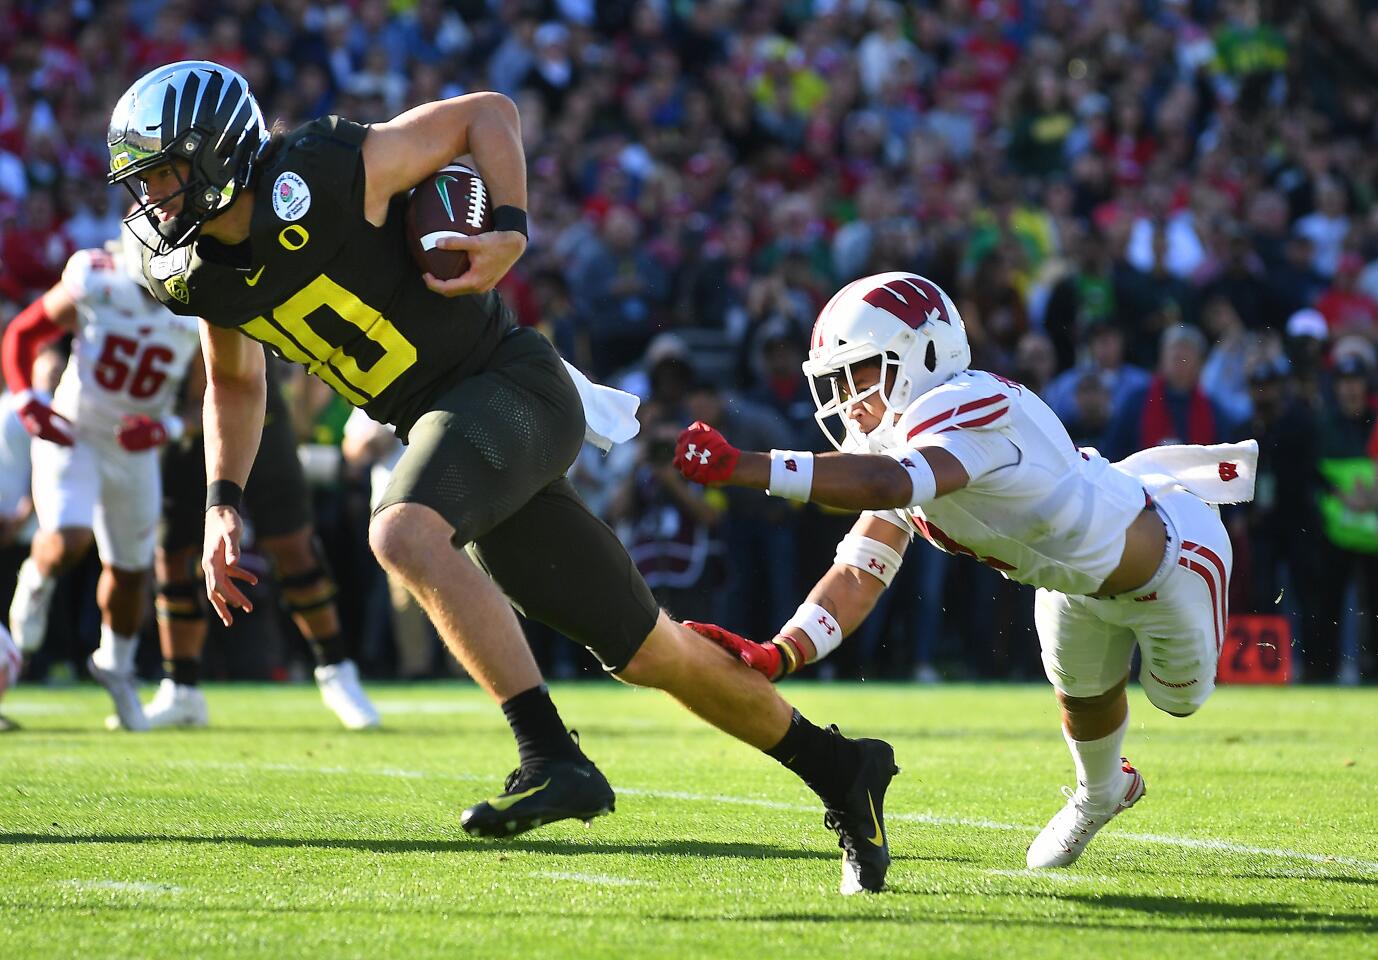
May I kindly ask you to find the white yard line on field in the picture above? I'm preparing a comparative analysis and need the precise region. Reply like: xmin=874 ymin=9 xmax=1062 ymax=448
xmin=157 ymin=761 xmax=1378 ymax=875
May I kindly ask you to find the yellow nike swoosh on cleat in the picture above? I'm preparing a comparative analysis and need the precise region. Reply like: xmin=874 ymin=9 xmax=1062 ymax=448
xmin=244 ymin=265 xmax=265 ymax=286
xmin=487 ymin=779 xmax=550 ymax=812
xmin=865 ymin=791 xmax=885 ymax=847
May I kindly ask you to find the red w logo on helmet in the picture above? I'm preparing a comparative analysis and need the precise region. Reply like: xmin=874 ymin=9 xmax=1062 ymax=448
xmin=862 ymin=277 xmax=952 ymax=330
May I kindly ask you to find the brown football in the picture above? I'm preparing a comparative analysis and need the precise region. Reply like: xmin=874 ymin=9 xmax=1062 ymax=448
xmin=404 ymin=163 xmax=492 ymax=281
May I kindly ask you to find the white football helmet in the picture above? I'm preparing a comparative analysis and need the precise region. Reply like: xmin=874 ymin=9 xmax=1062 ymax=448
xmin=804 ymin=272 xmax=970 ymax=451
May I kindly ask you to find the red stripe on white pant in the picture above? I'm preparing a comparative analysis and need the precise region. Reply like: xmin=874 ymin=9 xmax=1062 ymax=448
xmin=1177 ymin=542 xmax=1227 ymax=654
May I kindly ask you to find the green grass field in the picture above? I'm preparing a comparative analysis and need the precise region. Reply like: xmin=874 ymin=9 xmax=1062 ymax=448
xmin=2 ymin=682 xmax=1375 ymax=959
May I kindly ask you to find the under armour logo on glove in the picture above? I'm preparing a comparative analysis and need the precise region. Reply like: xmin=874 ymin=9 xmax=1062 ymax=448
xmin=674 ymin=421 xmax=740 ymax=484
xmin=1218 ymin=461 xmax=1239 ymax=482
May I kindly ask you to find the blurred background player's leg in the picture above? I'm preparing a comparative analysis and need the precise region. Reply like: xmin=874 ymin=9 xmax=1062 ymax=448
xmin=88 ymin=445 xmax=164 ymax=732
xmin=9 ymin=433 xmax=98 ymax=653
xmin=387 ymin=570 xmax=435 ymax=679
xmin=0 ymin=623 xmax=21 ymax=732
xmin=248 ymin=372 xmax=379 ymax=729
xmin=147 ymin=543 xmax=210 ymax=727
xmin=258 ymin=525 xmax=378 ymax=729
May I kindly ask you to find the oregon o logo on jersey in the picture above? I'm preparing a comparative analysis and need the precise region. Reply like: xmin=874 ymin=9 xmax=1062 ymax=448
xmin=164 ymin=275 xmax=190 ymax=303
xmin=279 ymin=224 xmax=310 ymax=251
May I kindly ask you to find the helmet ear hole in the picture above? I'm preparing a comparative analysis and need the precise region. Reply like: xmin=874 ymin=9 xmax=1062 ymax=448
xmin=925 ymin=340 xmax=937 ymax=372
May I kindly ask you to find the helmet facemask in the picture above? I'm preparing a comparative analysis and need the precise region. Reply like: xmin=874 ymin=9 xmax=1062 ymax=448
xmin=807 ymin=351 xmax=912 ymax=452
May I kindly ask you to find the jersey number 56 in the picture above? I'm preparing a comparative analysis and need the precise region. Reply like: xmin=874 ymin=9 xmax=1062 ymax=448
xmin=94 ymin=334 xmax=175 ymax=399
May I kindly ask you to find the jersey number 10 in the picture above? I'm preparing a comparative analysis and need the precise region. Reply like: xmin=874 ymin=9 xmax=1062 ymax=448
xmin=94 ymin=334 xmax=175 ymax=399
xmin=243 ymin=274 xmax=417 ymax=407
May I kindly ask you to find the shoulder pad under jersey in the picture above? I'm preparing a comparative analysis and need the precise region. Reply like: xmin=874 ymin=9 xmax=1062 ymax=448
xmin=897 ymin=370 xmax=1022 ymax=446
xmin=60 ymin=248 xmax=104 ymax=303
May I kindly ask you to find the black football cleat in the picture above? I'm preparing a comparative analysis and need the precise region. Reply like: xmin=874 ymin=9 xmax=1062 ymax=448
xmin=460 ymin=754 xmax=615 ymax=839
xmin=823 ymin=732 xmax=899 ymax=895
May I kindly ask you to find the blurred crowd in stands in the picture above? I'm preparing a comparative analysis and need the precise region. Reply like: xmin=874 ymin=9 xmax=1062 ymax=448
xmin=2 ymin=0 xmax=1377 ymax=684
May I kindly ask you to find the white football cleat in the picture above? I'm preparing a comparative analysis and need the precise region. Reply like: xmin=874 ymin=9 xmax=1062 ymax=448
xmin=1026 ymin=760 xmax=1146 ymax=868
xmin=314 ymin=659 xmax=380 ymax=730
xmin=9 ymin=558 xmax=55 ymax=653
xmin=88 ymin=655 xmax=150 ymax=732
xmin=144 ymin=678 xmax=209 ymax=728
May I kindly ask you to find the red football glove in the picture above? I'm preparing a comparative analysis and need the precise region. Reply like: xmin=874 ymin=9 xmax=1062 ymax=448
xmin=674 ymin=421 xmax=740 ymax=485
xmin=16 ymin=392 xmax=74 ymax=446
xmin=116 ymin=414 xmax=169 ymax=452
xmin=683 ymin=620 xmax=795 ymax=681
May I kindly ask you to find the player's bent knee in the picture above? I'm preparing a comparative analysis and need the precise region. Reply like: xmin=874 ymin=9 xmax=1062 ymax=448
xmin=610 ymin=618 xmax=679 ymax=689
xmin=368 ymin=504 xmax=449 ymax=576
xmin=156 ymin=580 xmax=204 ymax=622
xmin=258 ymin=525 xmax=316 ymax=568
xmin=1144 ymin=681 xmax=1211 ymax=718
xmin=1058 ymin=678 xmax=1127 ymax=713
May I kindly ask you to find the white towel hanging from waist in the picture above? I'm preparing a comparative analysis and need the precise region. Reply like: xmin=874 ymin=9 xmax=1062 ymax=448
xmin=562 ymin=359 xmax=641 ymax=452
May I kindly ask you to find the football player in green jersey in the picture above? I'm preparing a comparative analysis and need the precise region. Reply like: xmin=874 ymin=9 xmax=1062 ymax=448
xmin=108 ymin=60 xmax=897 ymax=894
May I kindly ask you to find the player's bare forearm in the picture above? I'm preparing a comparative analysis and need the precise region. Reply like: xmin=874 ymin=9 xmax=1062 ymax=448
xmin=731 ymin=451 xmax=916 ymax=510
xmin=200 ymin=323 xmax=266 ymax=485
xmin=204 ymin=377 xmax=263 ymax=484
xmin=362 ymin=93 xmax=526 ymax=216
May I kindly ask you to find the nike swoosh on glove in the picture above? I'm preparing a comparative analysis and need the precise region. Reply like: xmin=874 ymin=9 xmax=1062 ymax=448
xmin=674 ymin=421 xmax=740 ymax=484
xmin=682 ymin=620 xmax=784 ymax=680
xmin=17 ymin=393 xmax=74 ymax=446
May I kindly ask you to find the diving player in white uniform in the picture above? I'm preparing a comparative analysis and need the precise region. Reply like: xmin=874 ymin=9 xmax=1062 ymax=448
xmin=674 ymin=272 xmax=1256 ymax=869
xmin=2 ymin=230 xmax=200 ymax=731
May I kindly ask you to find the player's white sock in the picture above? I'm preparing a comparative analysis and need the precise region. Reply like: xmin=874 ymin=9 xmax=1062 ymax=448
xmin=1064 ymin=715 xmax=1129 ymax=810
xmin=91 ymin=625 xmax=138 ymax=675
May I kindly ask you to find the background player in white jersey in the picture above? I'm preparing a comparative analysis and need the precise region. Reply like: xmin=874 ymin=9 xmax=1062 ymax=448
xmin=674 ymin=272 xmax=1256 ymax=869
xmin=1 ymin=233 xmax=200 ymax=731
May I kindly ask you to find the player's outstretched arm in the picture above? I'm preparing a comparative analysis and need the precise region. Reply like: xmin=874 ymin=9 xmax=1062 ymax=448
xmin=674 ymin=421 xmax=969 ymax=512
xmin=2 ymin=282 xmax=79 ymax=446
xmin=689 ymin=515 xmax=909 ymax=680
xmin=361 ymin=92 xmax=527 ymax=295
xmin=200 ymin=321 xmax=266 ymax=626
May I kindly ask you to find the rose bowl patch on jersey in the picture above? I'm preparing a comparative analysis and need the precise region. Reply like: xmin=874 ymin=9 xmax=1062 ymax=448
xmin=272 ymin=171 xmax=311 ymax=221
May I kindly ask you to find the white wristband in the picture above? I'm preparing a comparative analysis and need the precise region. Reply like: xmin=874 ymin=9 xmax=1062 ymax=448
xmin=767 ymin=449 xmax=814 ymax=501
xmin=886 ymin=449 xmax=937 ymax=507
xmin=785 ymin=601 xmax=844 ymax=661
xmin=162 ymin=414 xmax=185 ymax=441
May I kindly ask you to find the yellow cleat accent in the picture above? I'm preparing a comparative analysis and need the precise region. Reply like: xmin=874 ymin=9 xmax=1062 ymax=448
xmin=487 ymin=779 xmax=551 ymax=812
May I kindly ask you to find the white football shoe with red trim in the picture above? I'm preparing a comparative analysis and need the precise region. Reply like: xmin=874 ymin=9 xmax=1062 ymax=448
xmin=1026 ymin=760 xmax=1146 ymax=868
